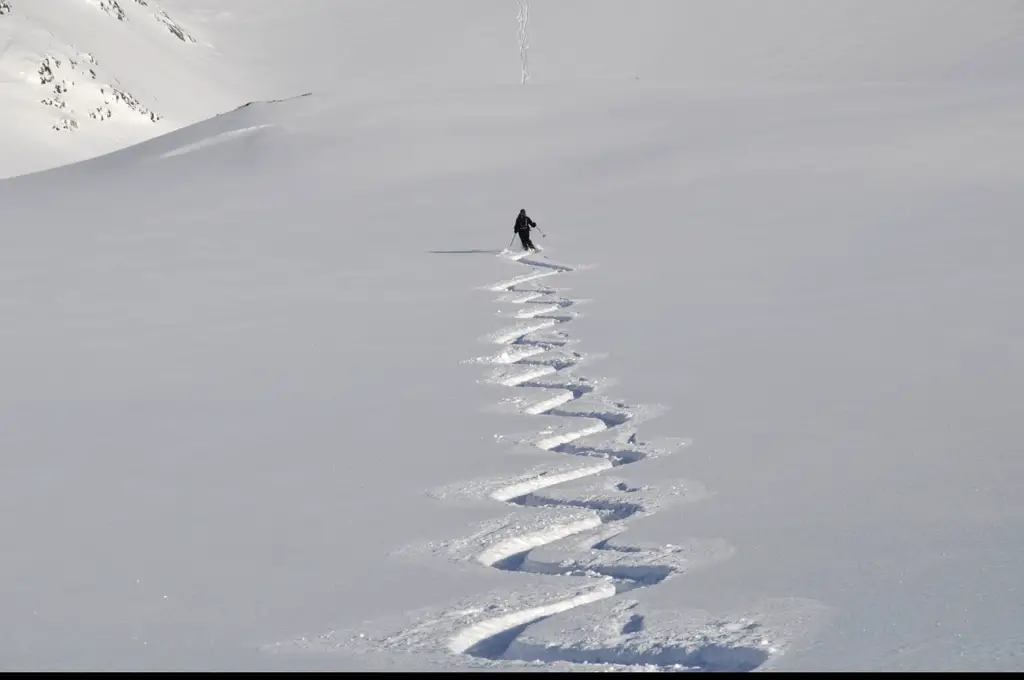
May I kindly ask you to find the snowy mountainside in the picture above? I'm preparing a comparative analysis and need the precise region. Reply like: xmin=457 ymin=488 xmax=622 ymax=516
xmin=524 ymin=0 xmax=1024 ymax=85
xmin=3 ymin=79 xmax=1024 ymax=671
xmin=3 ymin=1 xmax=1024 ymax=671
xmin=5 ymin=0 xmax=1024 ymax=179
xmin=0 ymin=0 xmax=233 ymax=177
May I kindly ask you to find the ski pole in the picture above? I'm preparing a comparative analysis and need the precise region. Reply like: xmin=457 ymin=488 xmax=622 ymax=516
xmin=508 ymin=234 xmax=517 ymax=248
xmin=534 ymin=224 xmax=546 ymax=237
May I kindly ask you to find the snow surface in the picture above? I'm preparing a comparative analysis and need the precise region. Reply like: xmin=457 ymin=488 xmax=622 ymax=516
xmin=3 ymin=0 xmax=1024 ymax=672
xmin=0 ymin=0 xmax=234 ymax=178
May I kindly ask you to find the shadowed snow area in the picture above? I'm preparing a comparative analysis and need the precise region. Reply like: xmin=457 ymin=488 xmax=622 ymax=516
xmin=3 ymin=0 xmax=1024 ymax=672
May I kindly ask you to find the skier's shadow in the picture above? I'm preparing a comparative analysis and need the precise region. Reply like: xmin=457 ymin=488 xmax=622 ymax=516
xmin=427 ymin=249 xmax=503 ymax=255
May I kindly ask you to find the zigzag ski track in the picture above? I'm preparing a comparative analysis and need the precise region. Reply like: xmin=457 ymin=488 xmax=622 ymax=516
xmin=263 ymin=248 xmax=824 ymax=672
xmin=438 ymin=250 xmax=769 ymax=671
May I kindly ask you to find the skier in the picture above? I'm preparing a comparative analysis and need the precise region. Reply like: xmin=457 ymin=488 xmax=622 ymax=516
xmin=514 ymin=209 xmax=539 ymax=251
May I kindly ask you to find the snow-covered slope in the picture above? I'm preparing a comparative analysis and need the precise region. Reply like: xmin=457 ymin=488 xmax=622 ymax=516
xmin=525 ymin=0 xmax=1024 ymax=85
xmin=3 ymin=0 xmax=1024 ymax=673
xmin=5 ymin=80 xmax=1024 ymax=671
xmin=5 ymin=0 xmax=1024 ymax=177
xmin=180 ymin=0 xmax=1024 ymax=93
xmin=0 ymin=0 xmax=230 ymax=178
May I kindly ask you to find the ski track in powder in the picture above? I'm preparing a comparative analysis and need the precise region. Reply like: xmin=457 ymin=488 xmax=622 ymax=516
xmin=262 ymin=247 xmax=805 ymax=671
xmin=436 ymin=249 xmax=777 ymax=671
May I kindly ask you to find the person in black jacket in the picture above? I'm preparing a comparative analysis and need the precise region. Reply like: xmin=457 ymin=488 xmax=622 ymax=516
xmin=514 ymin=209 xmax=539 ymax=251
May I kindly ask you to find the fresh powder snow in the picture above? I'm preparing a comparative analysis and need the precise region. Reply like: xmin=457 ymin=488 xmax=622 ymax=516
xmin=2 ymin=0 xmax=1024 ymax=672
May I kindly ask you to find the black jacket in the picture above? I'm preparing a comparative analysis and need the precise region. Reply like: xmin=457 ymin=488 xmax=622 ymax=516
xmin=514 ymin=213 xmax=536 ymax=233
